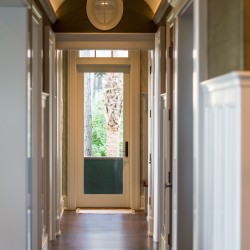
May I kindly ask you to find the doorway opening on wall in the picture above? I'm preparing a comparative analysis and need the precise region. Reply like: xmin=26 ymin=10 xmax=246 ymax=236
xmin=66 ymin=49 xmax=143 ymax=211
xmin=49 ymin=48 xmax=156 ymax=250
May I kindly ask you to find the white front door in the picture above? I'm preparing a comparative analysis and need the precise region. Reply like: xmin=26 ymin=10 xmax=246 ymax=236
xmin=76 ymin=67 xmax=130 ymax=208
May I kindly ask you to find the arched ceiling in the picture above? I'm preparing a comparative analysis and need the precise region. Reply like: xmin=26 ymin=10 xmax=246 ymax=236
xmin=49 ymin=0 xmax=161 ymax=14
xmin=144 ymin=0 xmax=161 ymax=13
xmin=50 ymin=0 xmax=65 ymax=12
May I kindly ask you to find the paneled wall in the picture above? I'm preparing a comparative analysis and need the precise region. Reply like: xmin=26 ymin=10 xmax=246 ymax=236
xmin=201 ymin=72 xmax=250 ymax=250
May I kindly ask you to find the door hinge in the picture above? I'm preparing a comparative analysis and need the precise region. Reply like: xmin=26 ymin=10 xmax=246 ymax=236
xmin=149 ymin=197 xmax=151 ymax=206
xmin=150 ymin=66 xmax=152 ymax=74
xmin=150 ymin=110 xmax=152 ymax=118
xmin=168 ymin=109 xmax=171 ymax=121
xmin=168 ymin=233 xmax=171 ymax=246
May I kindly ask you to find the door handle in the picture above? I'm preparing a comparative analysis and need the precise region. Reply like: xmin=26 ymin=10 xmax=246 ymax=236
xmin=125 ymin=141 xmax=128 ymax=157
xmin=165 ymin=183 xmax=172 ymax=189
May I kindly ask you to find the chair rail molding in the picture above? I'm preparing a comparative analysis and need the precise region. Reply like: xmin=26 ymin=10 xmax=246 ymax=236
xmin=200 ymin=71 xmax=250 ymax=250
xmin=168 ymin=0 xmax=178 ymax=7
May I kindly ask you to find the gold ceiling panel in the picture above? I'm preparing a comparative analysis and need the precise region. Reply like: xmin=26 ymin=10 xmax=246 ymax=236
xmin=49 ymin=0 xmax=161 ymax=14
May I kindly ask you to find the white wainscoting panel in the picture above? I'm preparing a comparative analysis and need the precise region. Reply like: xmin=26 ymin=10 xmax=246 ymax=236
xmin=201 ymin=71 xmax=250 ymax=250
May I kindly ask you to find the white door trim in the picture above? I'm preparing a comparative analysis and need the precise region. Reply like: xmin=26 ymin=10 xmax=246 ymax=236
xmin=173 ymin=2 xmax=194 ymax=249
xmin=67 ymin=51 xmax=141 ymax=210
xmin=44 ymin=25 xmax=58 ymax=241
xmin=153 ymin=26 xmax=166 ymax=243
xmin=76 ymin=68 xmax=130 ymax=208
xmin=31 ymin=4 xmax=43 ymax=250
xmin=55 ymin=33 xmax=155 ymax=50
xmin=147 ymin=50 xmax=154 ymax=236
xmin=193 ymin=0 xmax=208 ymax=249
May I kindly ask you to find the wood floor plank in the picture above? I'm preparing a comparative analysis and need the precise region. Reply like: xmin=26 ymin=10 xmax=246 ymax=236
xmin=50 ymin=211 xmax=159 ymax=250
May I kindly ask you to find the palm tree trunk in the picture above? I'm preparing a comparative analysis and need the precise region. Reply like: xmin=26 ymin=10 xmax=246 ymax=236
xmin=84 ymin=73 xmax=92 ymax=156
xmin=103 ymin=73 xmax=123 ymax=157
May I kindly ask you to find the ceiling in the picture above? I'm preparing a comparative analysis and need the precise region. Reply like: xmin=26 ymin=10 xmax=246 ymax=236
xmin=49 ymin=0 xmax=161 ymax=14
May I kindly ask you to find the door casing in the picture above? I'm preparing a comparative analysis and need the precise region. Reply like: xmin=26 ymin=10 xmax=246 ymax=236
xmin=76 ymin=67 xmax=130 ymax=208
xmin=67 ymin=51 xmax=141 ymax=210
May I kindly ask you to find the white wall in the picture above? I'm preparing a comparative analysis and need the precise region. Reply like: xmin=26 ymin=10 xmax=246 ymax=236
xmin=0 ymin=7 xmax=28 ymax=250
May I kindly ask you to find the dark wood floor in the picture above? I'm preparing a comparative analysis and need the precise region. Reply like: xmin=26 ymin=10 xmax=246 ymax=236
xmin=50 ymin=211 xmax=159 ymax=250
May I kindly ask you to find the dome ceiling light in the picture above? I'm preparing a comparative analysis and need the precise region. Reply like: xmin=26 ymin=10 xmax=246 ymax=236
xmin=86 ymin=0 xmax=124 ymax=31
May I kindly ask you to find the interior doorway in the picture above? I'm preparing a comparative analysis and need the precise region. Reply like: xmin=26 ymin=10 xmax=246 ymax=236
xmin=76 ymin=68 xmax=130 ymax=208
xmin=67 ymin=50 xmax=141 ymax=210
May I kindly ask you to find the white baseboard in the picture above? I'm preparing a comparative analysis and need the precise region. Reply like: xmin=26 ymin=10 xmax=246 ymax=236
xmin=140 ymin=195 xmax=145 ymax=210
xmin=60 ymin=196 xmax=65 ymax=219
xmin=62 ymin=195 xmax=68 ymax=210
xmin=63 ymin=195 xmax=144 ymax=211
xmin=147 ymin=215 xmax=154 ymax=237
xmin=42 ymin=233 xmax=48 ymax=250
xmin=55 ymin=196 xmax=65 ymax=238
xmin=56 ymin=216 xmax=61 ymax=237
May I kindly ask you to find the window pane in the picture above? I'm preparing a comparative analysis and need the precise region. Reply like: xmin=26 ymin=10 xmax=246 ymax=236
xmin=96 ymin=50 xmax=112 ymax=57
xmin=79 ymin=50 xmax=95 ymax=57
xmin=83 ymin=72 xmax=124 ymax=195
xmin=84 ymin=72 xmax=124 ymax=157
xmin=113 ymin=50 xmax=129 ymax=58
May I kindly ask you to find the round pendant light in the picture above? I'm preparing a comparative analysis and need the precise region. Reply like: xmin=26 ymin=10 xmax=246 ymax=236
xmin=86 ymin=0 xmax=124 ymax=31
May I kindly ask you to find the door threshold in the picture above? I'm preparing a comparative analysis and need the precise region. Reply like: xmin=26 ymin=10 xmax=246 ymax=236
xmin=76 ymin=208 xmax=135 ymax=214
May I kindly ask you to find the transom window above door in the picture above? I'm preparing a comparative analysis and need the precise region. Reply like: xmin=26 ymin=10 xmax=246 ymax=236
xmin=79 ymin=50 xmax=129 ymax=58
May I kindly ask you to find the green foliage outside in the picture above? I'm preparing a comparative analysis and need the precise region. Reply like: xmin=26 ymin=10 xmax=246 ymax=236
xmin=91 ymin=73 xmax=124 ymax=157
xmin=92 ymin=92 xmax=107 ymax=156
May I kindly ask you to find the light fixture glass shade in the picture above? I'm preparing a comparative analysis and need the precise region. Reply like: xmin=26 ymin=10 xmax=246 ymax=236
xmin=86 ymin=0 xmax=124 ymax=31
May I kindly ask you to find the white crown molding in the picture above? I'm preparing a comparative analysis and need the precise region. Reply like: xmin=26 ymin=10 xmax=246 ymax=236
xmin=168 ymin=0 xmax=179 ymax=7
xmin=39 ymin=0 xmax=57 ymax=23
xmin=153 ymin=0 xmax=170 ymax=25
xmin=169 ymin=0 xmax=191 ymax=15
xmin=55 ymin=33 xmax=155 ymax=50
xmin=0 ymin=0 xmax=31 ymax=7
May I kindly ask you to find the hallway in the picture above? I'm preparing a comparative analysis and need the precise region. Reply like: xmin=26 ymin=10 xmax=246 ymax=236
xmin=50 ymin=211 xmax=159 ymax=250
